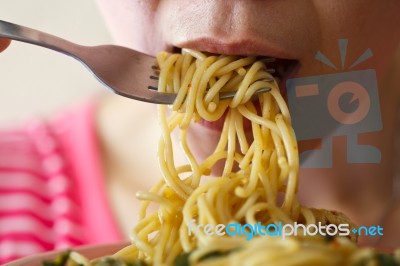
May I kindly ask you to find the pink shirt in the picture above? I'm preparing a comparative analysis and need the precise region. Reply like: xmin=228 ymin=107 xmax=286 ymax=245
xmin=0 ymin=102 xmax=122 ymax=264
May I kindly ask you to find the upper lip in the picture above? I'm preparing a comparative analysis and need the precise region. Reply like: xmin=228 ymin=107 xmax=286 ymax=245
xmin=174 ymin=37 xmax=297 ymax=60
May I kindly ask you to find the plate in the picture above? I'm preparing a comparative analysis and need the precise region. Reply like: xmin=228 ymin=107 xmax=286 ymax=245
xmin=4 ymin=241 xmax=130 ymax=266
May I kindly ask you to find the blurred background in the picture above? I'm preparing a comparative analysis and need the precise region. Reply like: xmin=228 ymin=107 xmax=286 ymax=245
xmin=0 ymin=0 xmax=111 ymax=125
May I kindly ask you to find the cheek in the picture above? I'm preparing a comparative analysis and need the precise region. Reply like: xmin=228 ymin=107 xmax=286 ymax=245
xmin=298 ymin=1 xmax=400 ymax=77
xmin=96 ymin=0 xmax=166 ymax=55
xmin=313 ymin=0 xmax=400 ymax=52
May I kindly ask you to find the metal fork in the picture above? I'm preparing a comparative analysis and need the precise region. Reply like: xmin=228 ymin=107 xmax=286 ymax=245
xmin=0 ymin=20 xmax=273 ymax=104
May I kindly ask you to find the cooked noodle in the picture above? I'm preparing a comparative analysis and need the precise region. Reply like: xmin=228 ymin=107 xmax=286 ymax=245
xmin=57 ymin=49 xmax=399 ymax=266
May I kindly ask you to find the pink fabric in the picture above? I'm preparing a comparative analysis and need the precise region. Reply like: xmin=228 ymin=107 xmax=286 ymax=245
xmin=0 ymin=102 xmax=122 ymax=264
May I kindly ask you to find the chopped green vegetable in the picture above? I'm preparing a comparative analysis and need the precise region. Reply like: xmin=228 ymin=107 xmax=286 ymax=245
xmin=42 ymin=253 xmax=147 ymax=266
xmin=353 ymin=253 xmax=400 ymax=266
xmin=94 ymin=257 xmax=126 ymax=266
xmin=173 ymin=249 xmax=235 ymax=266
xmin=199 ymin=250 xmax=229 ymax=261
xmin=42 ymin=251 xmax=71 ymax=266
xmin=128 ymin=260 xmax=148 ymax=266
xmin=173 ymin=252 xmax=191 ymax=266
xmin=93 ymin=257 xmax=148 ymax=266
xmin=324 ymin=235 xmax=335 ymax=243
xmin=376 ymin=253 xmax=400 ymax=266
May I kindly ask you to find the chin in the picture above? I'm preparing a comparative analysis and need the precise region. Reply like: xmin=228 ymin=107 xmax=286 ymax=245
xmin=185 ymin=121 xmax=223 ymax=176
xmin=186 ymin=120 xmax=253 ymax=177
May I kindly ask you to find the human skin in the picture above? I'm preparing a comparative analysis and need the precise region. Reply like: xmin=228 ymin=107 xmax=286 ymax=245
xmin=94 ymin=0 xmax=400 ymax=247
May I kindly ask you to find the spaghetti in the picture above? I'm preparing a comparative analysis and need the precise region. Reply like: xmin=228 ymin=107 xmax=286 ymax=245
xmin=49 ymin=50 xmax=400 ymax=266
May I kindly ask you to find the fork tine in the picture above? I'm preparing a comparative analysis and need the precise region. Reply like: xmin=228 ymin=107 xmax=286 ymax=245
xmin=151 ymin=65 xmax=160 ymax=76
xmin=266 ymin=68 xmax=275 ymax=74
xmin=260 ymin=57 xmax=276 ymax=63
xmin=219 ymin=87 xmax=271 ymax=100
xmin=148 ymin=86 xmax=158 ymax=91
xmin=147 ymin=86 xmax=271 ymax=100
xmin=148 ymin=61 xmax=273 ymax=104
xmin=263 ymin=77 xmax=275 ymax=82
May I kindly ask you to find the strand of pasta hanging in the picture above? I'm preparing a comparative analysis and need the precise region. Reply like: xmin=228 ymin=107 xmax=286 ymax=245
xmin=115 ymin=49 xmax=306 ymax=265
xmin=53 ymin=49 xmax=400 ymax=266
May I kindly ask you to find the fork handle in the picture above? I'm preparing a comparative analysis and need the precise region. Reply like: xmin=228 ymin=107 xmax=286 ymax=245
xmin=0 ymin=20 xmax=82 ymax=57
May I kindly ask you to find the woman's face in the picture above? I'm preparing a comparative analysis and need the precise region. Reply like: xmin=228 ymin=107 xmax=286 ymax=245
xmin=96 ymin=0 xmax=400 ymax=77
xmin=96 ymin=0 xmax=400 ymax=171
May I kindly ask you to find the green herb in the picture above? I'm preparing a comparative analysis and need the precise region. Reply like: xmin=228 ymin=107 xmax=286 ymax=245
xmin=173 ymin=252 xmax=191 ymax=266
xmin=324 ymin=235 xmax=335 ymax=243
xmin=93 ymin=257 xmax=126 ymax=266
xmin=128 ymin=260 xmax=148 ymax=266
xmin=199 ymin=250 xmax=229 ymax=261
xmin=352 ymin=253 xmax=400 ymax=266
xmin=376 ymin=253 xmax=400 ymax=266
xmin=173 ymin=249 xmax=235 ymax=266
xmin=41 ymin=251 xmax=71 ymax=266
xmin=93 ymin=257 xmax=148 ymax=266
xmin=42 ymin=254 xmax=147 ymax=266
